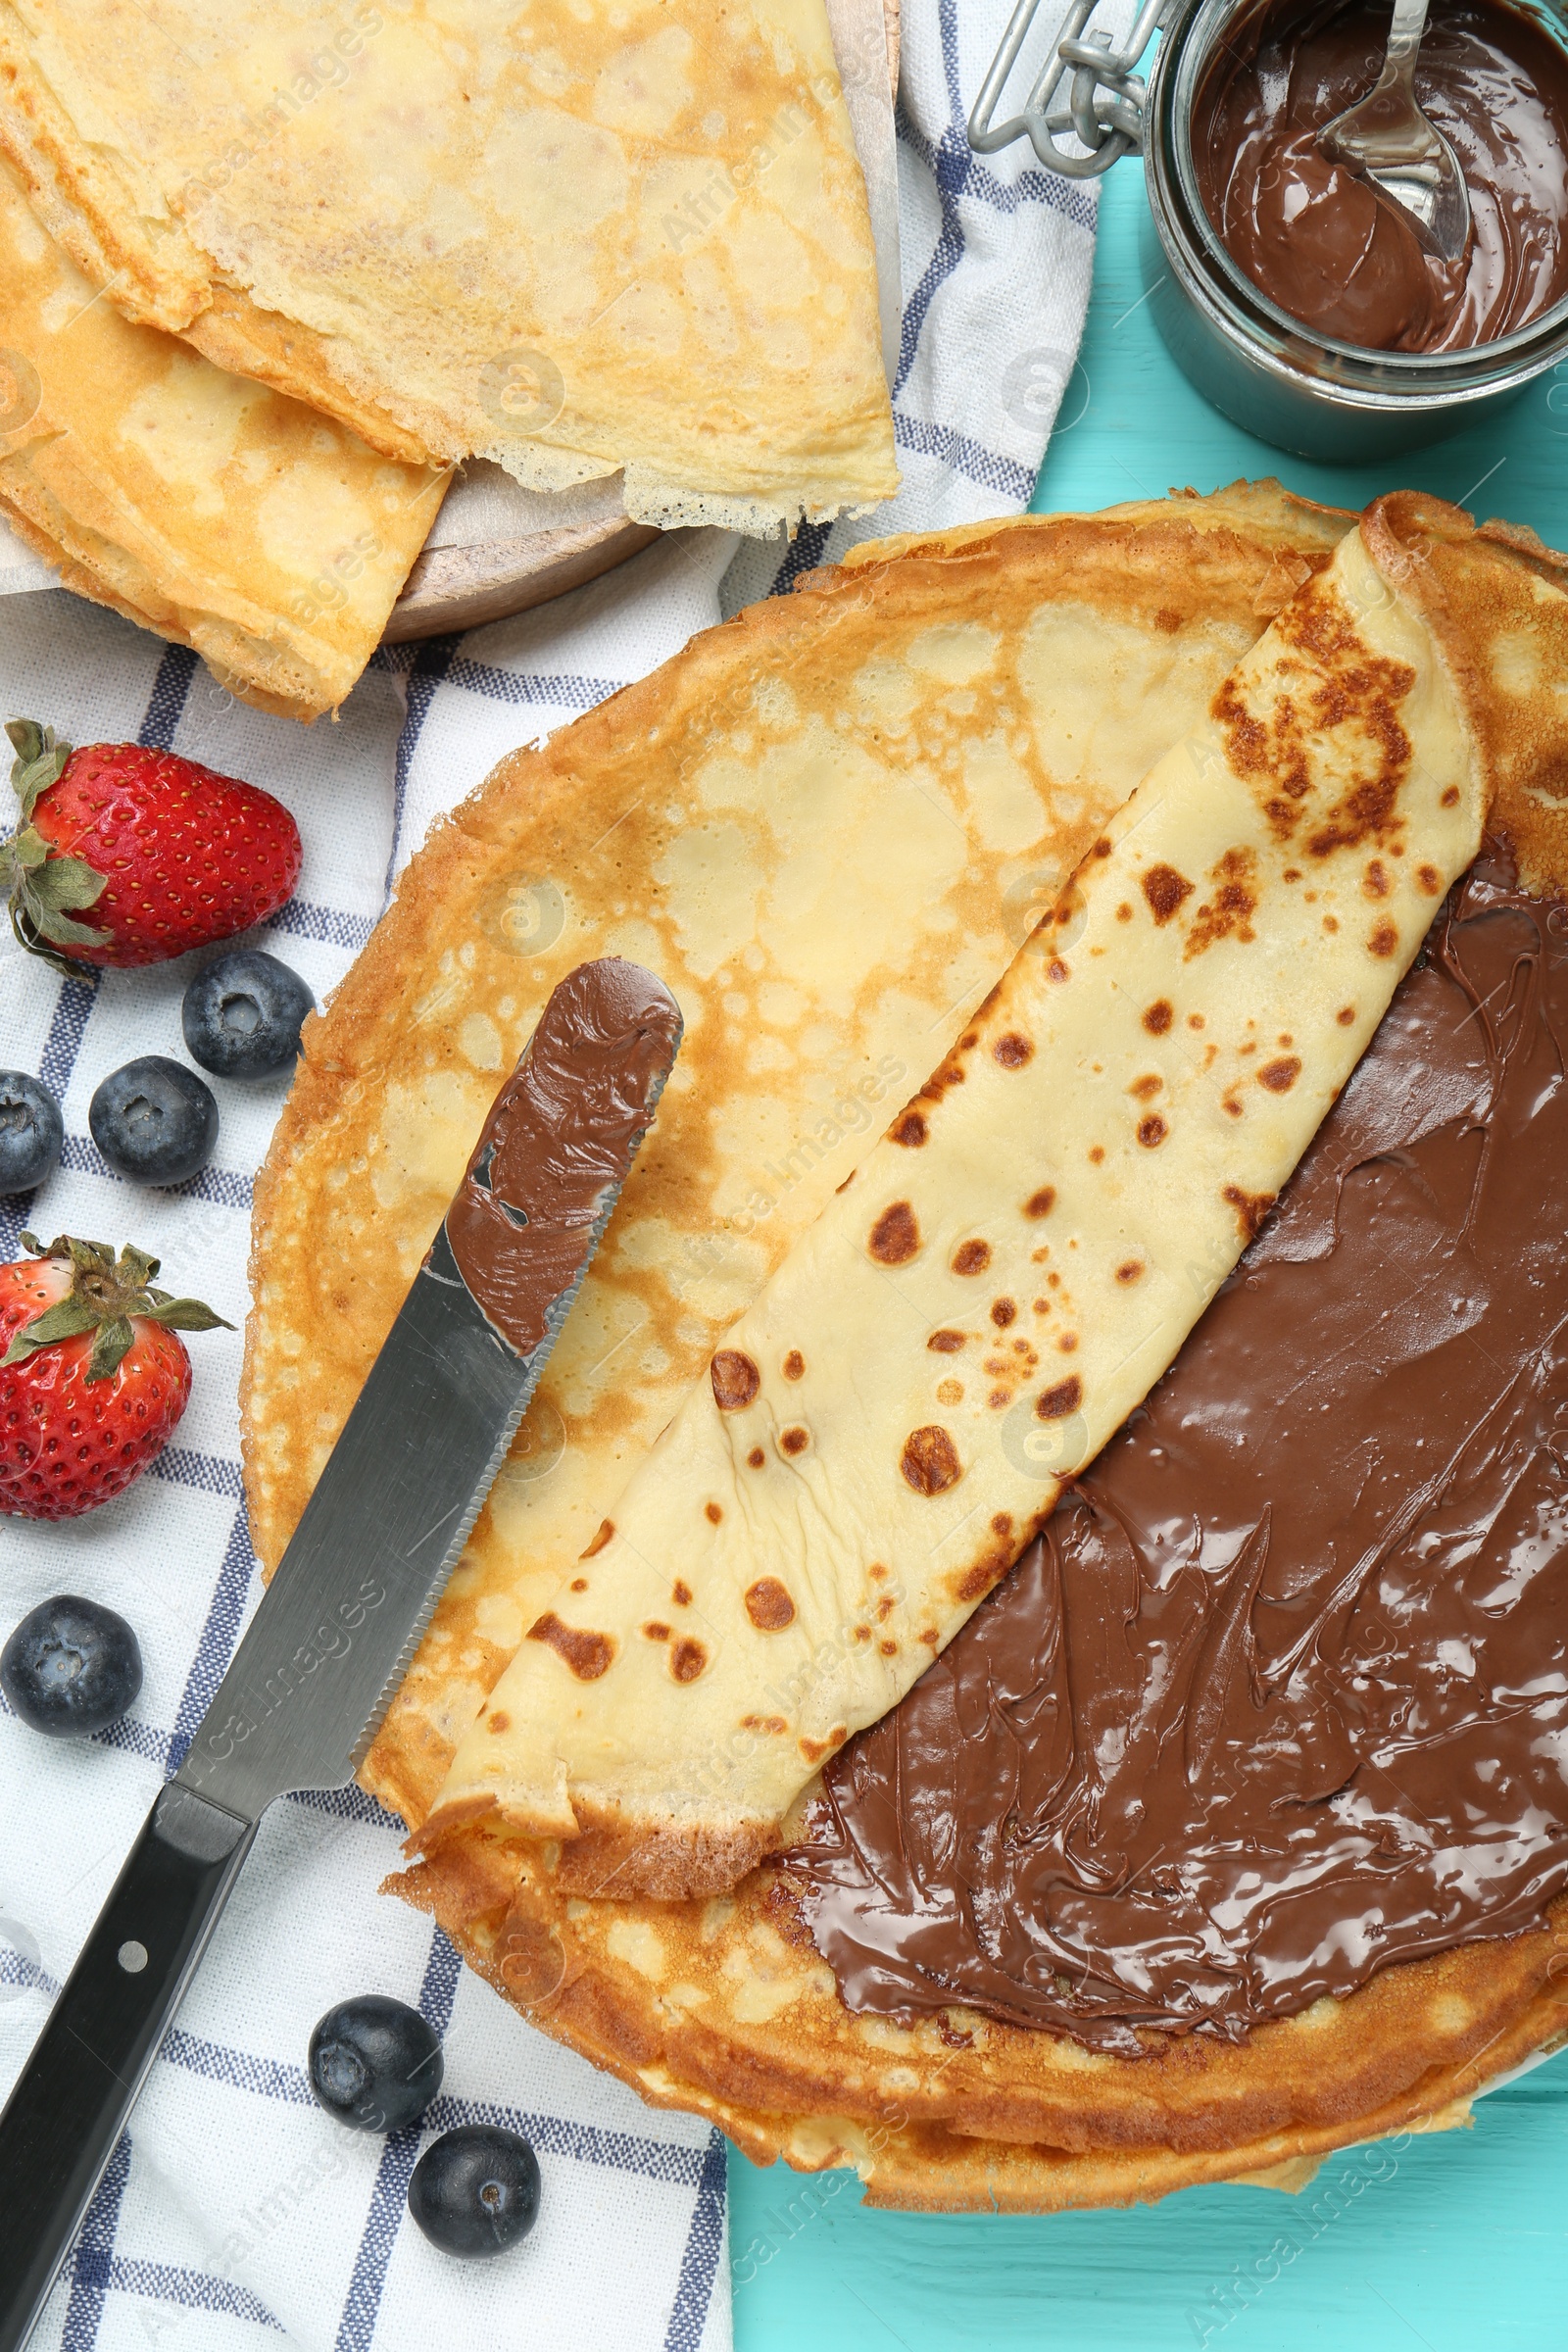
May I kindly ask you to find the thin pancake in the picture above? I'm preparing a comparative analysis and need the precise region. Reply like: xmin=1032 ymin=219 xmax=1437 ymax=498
xmin=0 ymin=152 xmax=442 ymax=721
xmin=0 ymin=0 xmax=897 ymax=534
xmin=242 ymin=485 xmax=1353 ymax=1828
xmin=416 ymin=501 xmax=1487 ymax=1893
xmin=391 ymin=1821 xmax=1568 ymax=2208
xmin=388 ymin=495 xmax=1568 ymax=2208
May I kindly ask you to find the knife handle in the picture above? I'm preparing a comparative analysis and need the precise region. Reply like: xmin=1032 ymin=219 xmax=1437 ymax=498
xmin=0 ymin=1783 xmax=256 ymax=2352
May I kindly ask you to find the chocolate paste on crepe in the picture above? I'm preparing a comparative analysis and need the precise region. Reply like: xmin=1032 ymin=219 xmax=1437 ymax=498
xmin=1195 ymin=0 xmax=1568 ymax=351
xmin=387 ymin=502 xmax=1568 ymax=2207
xmin=792 ymin=853 xmax=1568 ymax=2051
xmin=416 ymin=510 xmax=1487 ymax=1896
xmin=447 ymin=959 xmax=682 ymax=1359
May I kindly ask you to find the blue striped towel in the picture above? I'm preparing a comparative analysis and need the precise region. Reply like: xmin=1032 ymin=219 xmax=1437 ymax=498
xmin=0 ymin=5 xmax=1101 ymax=2343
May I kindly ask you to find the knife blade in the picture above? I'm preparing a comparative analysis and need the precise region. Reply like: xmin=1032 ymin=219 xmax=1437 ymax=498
xmin=0 ymin=956 xmax=682 ymax=2352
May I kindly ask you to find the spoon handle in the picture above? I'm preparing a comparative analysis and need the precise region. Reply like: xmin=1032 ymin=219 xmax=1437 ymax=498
xmin=1384 ymin=0 xmax=1433 ymax=83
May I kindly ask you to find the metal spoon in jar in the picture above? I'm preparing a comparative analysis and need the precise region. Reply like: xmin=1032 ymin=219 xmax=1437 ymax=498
xmin=1317 ymin=0 xmax=1471 ymax=261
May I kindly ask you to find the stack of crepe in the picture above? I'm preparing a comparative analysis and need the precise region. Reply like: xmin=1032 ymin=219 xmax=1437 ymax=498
xmin=0 ymin=152 xmax=442 ymax=719
xmin=0 ymin=0 xmax=897 ymax=713
xmin=245 ymin=481 xmax=1568 ymax=2208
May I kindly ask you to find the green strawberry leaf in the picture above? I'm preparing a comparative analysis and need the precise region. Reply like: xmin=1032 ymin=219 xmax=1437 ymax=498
xmin=28 ymin=854 xmax=106 ymax=914
xmin=10 ymin=893 xmax=109 ymax=957
xmin=26 ymin=904 xmax=110 ymax=949
xmin=6 ymin=718 xmax=72 ymax=824
xmin=142 ymin=1298 xmax=234 ymax=1334
xmin=5 ymin=813 xmax=108 ymax=971
xmin=85 ymin=1315 xmax=136 ymax=1383
xmin=62 ymin=1237 xmax=116 ymax=1273
xmin=3 ymin=828 xmax=49 ymax=872
xmin=1 ymin=1295 xmax=101 ymax=1365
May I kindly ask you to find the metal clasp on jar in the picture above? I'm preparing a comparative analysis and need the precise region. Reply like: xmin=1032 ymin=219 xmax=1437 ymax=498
xmin=969 ymin=0 xmax=1171 ymax=176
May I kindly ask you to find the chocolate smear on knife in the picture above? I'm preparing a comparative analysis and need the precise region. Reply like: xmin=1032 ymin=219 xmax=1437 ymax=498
xmin=446 ymin=958 xmax=682 ymax=1359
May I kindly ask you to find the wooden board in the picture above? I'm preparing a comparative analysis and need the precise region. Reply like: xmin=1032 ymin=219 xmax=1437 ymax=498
xmin=383 ymin=512 xmax=658 ymax=643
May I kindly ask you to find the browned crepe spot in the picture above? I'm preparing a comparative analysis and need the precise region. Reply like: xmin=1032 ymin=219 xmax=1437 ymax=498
xmin=900 ymin=1427 xmax=962 ymax=1495
xmin=1142 ymin=864 xmax=1194 ymax=923
xmin=869 ymin=1203 xmax=920 ymax=1264
xmin=745 ymin=1580 xmax=797 ymax=1632
xmin=1223 ymin=1183 xmax=1277 ymax=1238
xmin=711 ymin=1351 xmax=760 ymax=1410
xmin=527 ymin=1615 xmax=613 ymax=1681
xmin=1038 ymin=1376 xmax=1083 ymax=1419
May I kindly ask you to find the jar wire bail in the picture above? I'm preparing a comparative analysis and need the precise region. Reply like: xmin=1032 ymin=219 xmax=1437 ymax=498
xmin=968 ymin=0 xmax=1171 ymax=177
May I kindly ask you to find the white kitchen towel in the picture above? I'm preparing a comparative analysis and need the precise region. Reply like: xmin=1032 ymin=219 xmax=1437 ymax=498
xmin=720 ymin=0 xmax=1104 ymax=616
xmin=0 ymin=4 xmax=1103 ymax=2347
xmin=0 ymin=620 xmax=732 ymax=2352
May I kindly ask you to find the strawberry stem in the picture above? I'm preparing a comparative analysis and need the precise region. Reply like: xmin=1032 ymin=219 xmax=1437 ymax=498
xmin=2 ymin=720 xmax=109 ymax=968
xmin=2 ymin=1233 xmax=232 ymax=1383
xmin=6 ymin=719 xmax=73 ymax=822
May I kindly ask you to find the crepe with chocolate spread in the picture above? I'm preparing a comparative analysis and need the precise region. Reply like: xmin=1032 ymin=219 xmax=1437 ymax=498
xmin=0 ymin=0 xmax=896 ymax=536
xmin=244 ymin=482 xmax=1351 ymax=1830
xmin=387 ymin=493 xmax=1568 ymax=2209
xmin=0 ymin=153 xmax=442 ymax=721
xmin=414 ymin=496 xmax=1496 ymax=1896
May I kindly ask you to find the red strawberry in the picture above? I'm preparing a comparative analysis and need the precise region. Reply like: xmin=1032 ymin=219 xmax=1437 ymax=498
xmin=1 ymin=718 xmax=302 ymax=970
xmin=0 ymin=1234 xmax=231 ymax=1520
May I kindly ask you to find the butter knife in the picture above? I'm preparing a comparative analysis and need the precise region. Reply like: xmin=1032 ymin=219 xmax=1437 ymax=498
xmin=0 ymin=956 xmax=682 ymax=2351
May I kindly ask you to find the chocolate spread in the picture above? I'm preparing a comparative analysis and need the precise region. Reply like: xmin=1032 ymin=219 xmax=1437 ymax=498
xmin=789 ymin=855 xmax=1568 ymax=2051
xmin=1194 ymin=0 xmax=1568 ymax=352
xmin=445 ymin=958 xmax=682 ymax=1357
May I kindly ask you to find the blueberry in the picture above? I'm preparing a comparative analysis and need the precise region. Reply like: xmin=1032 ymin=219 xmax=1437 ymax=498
xmin=407 ymin=2124 xmax=540 ymax=2260
xmin=0 ymin=1072 xmax=62 ymax=1194
xmin=1 ymin=1594 xmax=142 ymax=1739
xmin=89 ymin=1056 xmax=218 ymax=1185
xmin=182 ymin=951 xmax=314 ymax=1081
xmin=308 ymin=1995 xmax=443 ymax=2134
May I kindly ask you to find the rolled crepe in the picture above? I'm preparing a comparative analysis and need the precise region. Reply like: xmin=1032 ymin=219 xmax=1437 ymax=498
xmin=0 ymin=153 xmax=443 ymax=720
xmin=418 ymin=502 xmax=1489 ymax=1896
xmin=0 ymin=0 xmax=897 ymax=535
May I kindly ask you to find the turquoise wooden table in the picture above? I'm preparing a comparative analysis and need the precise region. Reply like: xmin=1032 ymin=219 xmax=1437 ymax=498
xmin=727 ymin=154 xmax=1568 ymax=2351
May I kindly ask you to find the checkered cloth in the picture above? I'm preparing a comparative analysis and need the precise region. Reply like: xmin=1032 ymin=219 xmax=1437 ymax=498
xmin=0 ymin=5 xmax=1102 ymax=2344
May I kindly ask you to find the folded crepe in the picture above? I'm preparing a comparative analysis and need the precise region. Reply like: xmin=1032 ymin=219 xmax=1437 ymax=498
xmin=0 ymin=0 xmax=897 ymax=535
xmin=0 ymin=153 xmax=443 ymax=720
xmin=387 ymin=492 xmax=1568 ymax=2211
xmin=243 ymin=481 xmax=1352 ymax=1828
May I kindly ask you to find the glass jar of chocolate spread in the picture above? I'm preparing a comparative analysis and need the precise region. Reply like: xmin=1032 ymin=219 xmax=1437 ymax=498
xmin=971 ymin=0 xmax=1568 ymax=459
